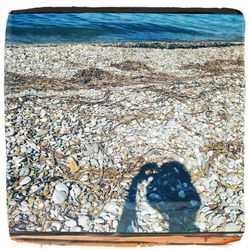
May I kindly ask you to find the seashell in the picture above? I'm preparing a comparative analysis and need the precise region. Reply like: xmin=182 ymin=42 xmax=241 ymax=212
xmin=13 ymin=157 xmax=26 ymax=165
xmin=27 ymin=140 xmax=38 ymax=150
xmin=70 ymin=226 xmax=82 ymax=232
xmin=65 ymin=219 xmax=77 ymax=227
xmin=99 ymin=211 xmax=107 ymax=218
xmin=195 ymin=185 xmax=205 ymax=193
xmin=73 ymin=186 xmax=81 ymax=197
xmin=36 ymin=130 xmax=48 ymax=136
xmin=55 ymin=182 xmax=69 ymax=193
xmin=43 ymin=186 xmax=50 ymax=197
xmin=80 ymin=174 xmax=89 ymax=182
xmin=207 ymin=150 xmax=213 ymax=157
xmin=224 ymin=222 xmax=241 ymax=232
xmin=83 ymin=202 xmax=92 ymax=209
xmin=148 ymin=193 xmax=161 ymax=201
xmin=198 ymin=221 xmax=207 ymax=230
xmin=78 ymin=215 xmax=90 ymax=228
xmin=83 ymin=146 xmax=93 ymax=156
xmin=29 ymin=215 xmax=37 ymax=222
xmin=147 ymin=176 xmax=153 ymax=182
xmin=84 ymin=127 xmax=91 ymax=133
xmin=182 ymin=182 xmax=188 ymax=188
xmin=19 ymin=167 xmax=30 ymax=176
xmin=19 ymin=176 xmax=31 ymax=186
xmin=190 ymin=200 xmax=199 ymax=207
xmin=93 ymin=144 xmax=99 ymax=153
xmin=238 ymin=214 xmax=244 ymax=223
xmin=211 ymin=215 xmax=223 ymax=226
xmin=51 ymin=221 xmax=62 ymax=231
xmin=29 ymin=184 xmax=42 ymax=194
xmin=52 ymin=189 xmax=67 ymax=204
xmin=19 ymin=205 xmax=29 ymax=212
xmin=90 ymin=119 xmax=97 ymax=127
xmin=126 ymin=225 xmax=134 ymax=232
xmin=66 ymin=156 xmax=79 ymax=173
xmin=108 ymin=148 xmax=113 ymax=155
xmin=40 ymin=109 xmax=46 ymax=117
xmin=95 ymin=218 xmax=105 ymax=224
xmin=178 ymin=190 xmax=186 ymax=199
xmin=154 ymin=226 xmax=163 ymax=232
xmin=90 ymin=159 xmax=99 ymax=167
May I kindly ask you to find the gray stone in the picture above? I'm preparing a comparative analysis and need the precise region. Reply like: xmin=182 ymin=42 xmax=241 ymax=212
xmin=52 ymin=189 xmax=67 ymax=204
xmin=211 ymin=216 xmax=222 ymax=226
xmin=29 ymin=184 xmax=41 ymax=194
xmin=90 ymin=159 xmax=98 ymax=167
xmin=113 ymin=220 xmax=118 ymax=228
xmin=126 ymin=225 xmax=134 ymax=232
xmin=154 ymin=226 xmax=163 ymax=232
xmin=70 ymin=226 xmax=82 ymax=232
xmin=104 ymin=201 xmax=117 ymax=212
xmin=148 ymin=193 xmax=161 ymax=201
xmin=190 ymin=200 xmax=199 ymax=207
xmin=124 ymin=202 xmax=136 ymax=210
xmin=80 ymin=175 xmax=89 ymax=182
xmin=19 ymin=167 xmax=30 ymax=176
xmin=55 ymin=182 xmax=69 ymax=193
xmin=178 ymin=190 xmax=186 ymax=199
xmin=224 ymin=222 xmax=241 ymax=232
xmin=65 ymin=219 xmax=77 ymax=227
xmin=40 ymin=109 xmax=46 ymax=117
xmin=19 ymin=176 xmax=31 ymax=186
xmin=148 ymin=176 xmax=153 ymax=182
xmin=78 ymin=215 xmax=90 ymax=228
xmin=108 ymin=148 xmax=113 ymax=155
xmin=83 ymin=202 xmax=92 ymax=209
xmin=95 ymin=218 xmax=105 ymax=224
xmin=83 ymin=145 xmax=93 ymax=156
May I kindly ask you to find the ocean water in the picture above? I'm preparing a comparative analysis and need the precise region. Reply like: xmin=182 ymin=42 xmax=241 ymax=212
xmin=5 ymin=13 xmax=245 ymax=44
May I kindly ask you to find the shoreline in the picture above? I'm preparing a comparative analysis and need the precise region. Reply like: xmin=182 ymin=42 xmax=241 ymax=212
xmin=5 ymin=40 xmax=244 ymax=49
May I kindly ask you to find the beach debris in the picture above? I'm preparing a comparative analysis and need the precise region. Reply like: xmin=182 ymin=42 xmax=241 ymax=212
xmin=66 ymin=156 xmax=79 ymax=173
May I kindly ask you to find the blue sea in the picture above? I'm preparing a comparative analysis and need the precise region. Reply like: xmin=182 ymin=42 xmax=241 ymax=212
xmin=5 ymin=13 xmax=245 ymax=44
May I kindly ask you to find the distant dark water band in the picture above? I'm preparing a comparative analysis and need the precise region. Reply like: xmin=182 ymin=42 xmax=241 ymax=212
xmin=10 ymin=7 xmax=242 ymax=14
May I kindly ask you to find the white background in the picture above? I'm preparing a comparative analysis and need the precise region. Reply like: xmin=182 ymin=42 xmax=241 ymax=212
xmin=0 ymin=1 xmax=249 ymax=249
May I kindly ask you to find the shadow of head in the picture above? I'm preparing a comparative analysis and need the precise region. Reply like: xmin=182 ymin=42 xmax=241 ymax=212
xmin=146 ymin=161 xmax=201 ymax=232
xmin=117 ymin=161 xmax=201 ymax=233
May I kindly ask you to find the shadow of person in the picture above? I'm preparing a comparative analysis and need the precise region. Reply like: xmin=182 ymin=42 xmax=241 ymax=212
xmin=116 ymin=163 xmax=158 ymax=233
xmin=117 ymin=161 xmax=201 ymax=233
xmin=146 ymin=161 xmax=201 ymax=232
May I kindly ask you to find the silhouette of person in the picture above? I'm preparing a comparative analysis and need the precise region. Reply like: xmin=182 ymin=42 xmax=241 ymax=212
xmin=117 ymin=161 xmax=201 ymax=233
xmin=117 ymin=163 xmax=158 ymax=233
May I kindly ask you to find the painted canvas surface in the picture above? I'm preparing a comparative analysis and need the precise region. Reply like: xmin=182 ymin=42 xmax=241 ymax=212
xmin=5 ymin=10 xmax=245 ymax=235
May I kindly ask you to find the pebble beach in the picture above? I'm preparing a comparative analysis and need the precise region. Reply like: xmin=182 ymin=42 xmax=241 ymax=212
xmin=5 ymin=42 xmax=245 ymax=233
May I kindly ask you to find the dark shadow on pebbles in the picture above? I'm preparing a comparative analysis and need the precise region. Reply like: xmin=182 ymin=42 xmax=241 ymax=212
xmin=110 ymin=60 xmax=151 ymax=71
xmin=72 ymin=67 xmax=112 ymax=84
xmin=117 ymin=161 xmax=201 ymax=233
